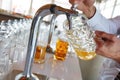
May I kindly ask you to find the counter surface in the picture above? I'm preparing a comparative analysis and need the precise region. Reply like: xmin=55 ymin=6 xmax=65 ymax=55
xmin=13 ymin=53 xmax=83 ymax=80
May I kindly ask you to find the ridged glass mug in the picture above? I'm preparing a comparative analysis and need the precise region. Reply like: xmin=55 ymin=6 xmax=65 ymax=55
xmin=63 ymin=13 xmax=96 ymax=60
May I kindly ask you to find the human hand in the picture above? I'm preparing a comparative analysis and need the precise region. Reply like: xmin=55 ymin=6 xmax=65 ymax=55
xmin=94 ymin=31 xmax=120 ymax=63
xmin=69 ymin=0 xmax=96 ymax=18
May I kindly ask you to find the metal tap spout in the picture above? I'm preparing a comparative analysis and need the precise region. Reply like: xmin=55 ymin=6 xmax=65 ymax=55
xmin=22 ymin=4 xmax=78 ymax=78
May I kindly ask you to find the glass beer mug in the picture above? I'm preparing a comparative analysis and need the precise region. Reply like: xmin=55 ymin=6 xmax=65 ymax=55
xmin=63 ymin=13 xmax=96 ymax=60
xmin=54 ymin=32 xmax=69 ymax=61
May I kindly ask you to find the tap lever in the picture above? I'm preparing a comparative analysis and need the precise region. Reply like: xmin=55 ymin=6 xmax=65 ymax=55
xmin=49 ymin=4 xmax=56 ymax=14
xmin=66 ymin=13 xmax=72 ymax=30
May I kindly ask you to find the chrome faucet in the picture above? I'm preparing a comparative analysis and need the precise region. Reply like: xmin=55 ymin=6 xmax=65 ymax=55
xmin=15 ymin=4 xmax=78 ymax=80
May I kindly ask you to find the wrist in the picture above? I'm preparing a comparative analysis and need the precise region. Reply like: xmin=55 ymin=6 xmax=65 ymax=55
xmin=113 ymin=56 xmax=120 ymax=64
xmin=83 ymin=6 xmax=96 ymax=19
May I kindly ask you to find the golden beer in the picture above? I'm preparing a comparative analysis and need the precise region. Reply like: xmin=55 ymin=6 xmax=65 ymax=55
xmin=34 ymin=45 xmax=47 ymax=63
xmin=74 ymin=48 xmax=96 ymax=60
xmin=54 ymin=38 xmax=69 ymax=61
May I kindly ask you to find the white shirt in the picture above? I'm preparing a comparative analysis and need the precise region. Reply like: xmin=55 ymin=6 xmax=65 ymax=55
xmin=87 ymin=9 xmax=120 ymax=34
xmin=86 ymin=9 xmax=120 ymax=80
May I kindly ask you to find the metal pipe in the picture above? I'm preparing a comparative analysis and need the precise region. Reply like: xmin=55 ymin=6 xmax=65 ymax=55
xmin=48 ymin=14 xmax=57 ymax=46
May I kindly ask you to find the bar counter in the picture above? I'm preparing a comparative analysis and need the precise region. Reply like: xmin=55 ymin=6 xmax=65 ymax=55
xmin=0 ymin=12 xmax=24 ymax=21
xmin=8 ymin=53 xmax=83 ymax=80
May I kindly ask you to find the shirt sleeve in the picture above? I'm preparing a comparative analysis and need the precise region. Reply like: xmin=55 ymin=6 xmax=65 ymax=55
xmin=99 ymin=58 xmax=120 ymax=80
xmin=87 ymin=9 xmax=120 ymax=34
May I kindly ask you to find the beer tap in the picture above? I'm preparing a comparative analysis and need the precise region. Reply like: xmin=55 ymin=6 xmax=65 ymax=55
xmin=15 ymin=4 xmax=78 ymax=80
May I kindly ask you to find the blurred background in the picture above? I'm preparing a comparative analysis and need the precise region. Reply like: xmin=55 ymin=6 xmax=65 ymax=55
xmin=0 ymin=0 xmax=120 ymax=80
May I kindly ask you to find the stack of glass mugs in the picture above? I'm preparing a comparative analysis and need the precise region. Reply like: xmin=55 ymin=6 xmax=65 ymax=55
xmin=0 ymin=18 xmax=32 ymax=79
